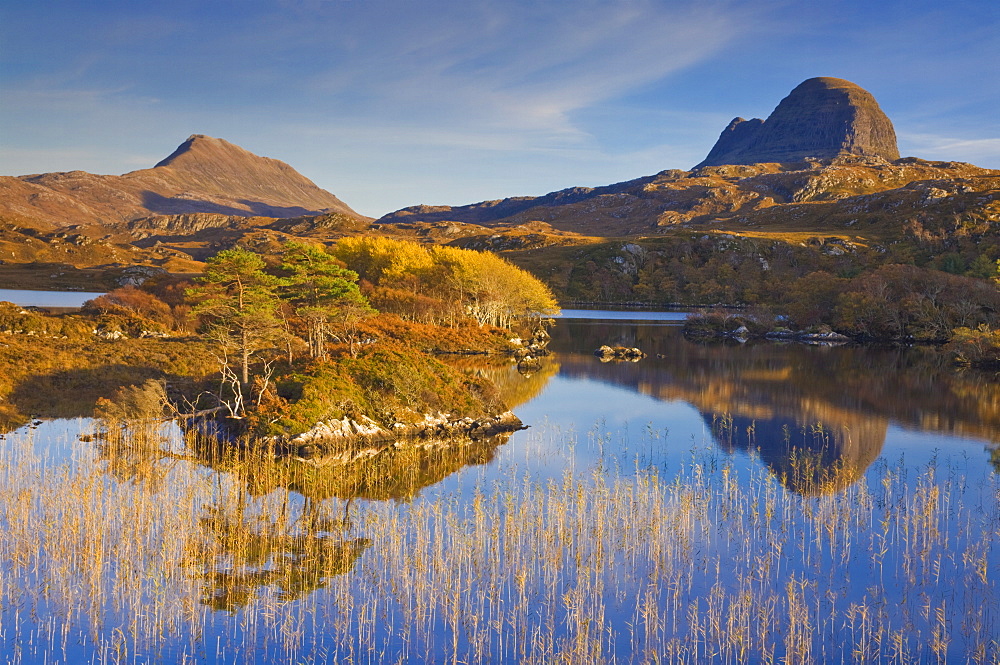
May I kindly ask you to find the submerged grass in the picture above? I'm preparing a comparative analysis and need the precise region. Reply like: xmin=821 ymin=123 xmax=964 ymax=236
xmin=0 ymin=421 xmax=998 ymax=663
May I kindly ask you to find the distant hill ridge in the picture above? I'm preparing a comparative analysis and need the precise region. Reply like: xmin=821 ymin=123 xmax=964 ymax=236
xmin=0 ymin=135 xmax=367 ymax=229
xmin=377 ymin=158 xmax=998 ymax=237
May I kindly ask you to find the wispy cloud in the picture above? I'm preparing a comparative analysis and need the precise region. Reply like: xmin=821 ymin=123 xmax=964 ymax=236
xmin=2 ymin=1 xmax=765 ymax=156
xmin=293 ymin=0 xmax=756 ymax=146
xmin=898 ymin=133 xmax=1000 ymax=167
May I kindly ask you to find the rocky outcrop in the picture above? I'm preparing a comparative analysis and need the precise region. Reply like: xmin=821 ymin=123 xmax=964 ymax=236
xmin=696 ymin=77 xmax=899 ymax=168
xmin=126 ymin=213 xmax=261 ymax=235
xmin=279 ymin=411 xmax=526 ymax=463
xmin=594 ymin=345 xmax=646 ymax=361
xmin=114 ymin=265 xmax=168 ymax=286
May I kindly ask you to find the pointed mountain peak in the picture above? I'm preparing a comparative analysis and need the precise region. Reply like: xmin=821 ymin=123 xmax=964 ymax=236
xmin=154 ymin=134 xmax=267 ymax=170
xmin=132 ymin=135 xmax=367 ymax=219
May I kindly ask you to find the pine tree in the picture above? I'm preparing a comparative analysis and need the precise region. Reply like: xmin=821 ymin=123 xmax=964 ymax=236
xmin=188 ymin=248 xmax=286 ymax=409
xmin=279 ymin=241 xmax=373 ymax=359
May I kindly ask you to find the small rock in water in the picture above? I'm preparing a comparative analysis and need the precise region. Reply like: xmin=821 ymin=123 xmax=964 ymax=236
xmin=594 ymin=345 xmax=646 ymax=362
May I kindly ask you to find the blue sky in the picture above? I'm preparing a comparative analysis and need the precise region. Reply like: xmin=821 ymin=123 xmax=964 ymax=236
xmin=1 ymin=0 xmax=997 ymax=218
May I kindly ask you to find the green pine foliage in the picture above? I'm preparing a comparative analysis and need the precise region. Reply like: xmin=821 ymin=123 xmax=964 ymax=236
xmin=187 ymin=247 xmax=288 ymax=389
xmin=278 ymin=241 xmax=374 ymax=359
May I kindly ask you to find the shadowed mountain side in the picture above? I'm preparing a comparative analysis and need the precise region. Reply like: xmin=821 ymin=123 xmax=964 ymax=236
xmin=378 ymin=176 xmax=658 ymax=228
xmin=0 ymin=135 xmax=367 ymax=229
xmin=696 ymin=77 xmax=899 ymax=168
xmin=139 ymin=191 xmax=324 ymax=219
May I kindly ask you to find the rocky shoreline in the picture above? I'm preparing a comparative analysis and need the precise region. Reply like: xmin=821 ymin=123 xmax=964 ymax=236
xmin=690 ymin=324 xmax=853 ymax=345
xmin=683 ymin=313 xmax=855 ymax=346
xmin=271 ymin=411 xmax=526 ymax=464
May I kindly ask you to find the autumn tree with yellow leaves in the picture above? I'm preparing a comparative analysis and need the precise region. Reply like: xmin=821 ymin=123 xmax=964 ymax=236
xmin=331 ymin=237 xmax=558 ymax=328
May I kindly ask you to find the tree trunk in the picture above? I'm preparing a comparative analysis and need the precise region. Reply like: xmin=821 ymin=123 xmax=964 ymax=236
xmin=241 ymin=328 xmax=250 ymax=389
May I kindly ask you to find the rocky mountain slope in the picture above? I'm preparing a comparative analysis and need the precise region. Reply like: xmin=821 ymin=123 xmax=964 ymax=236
xmin=377 ymin=78 xmax=998 ymax=239
xmin=695 ymin=77 xmax=899 ymax=167
xmin=379 ymin=157 xmax=999 ymax=238
xmin=0 ymin=135 xmax=366 ymax=229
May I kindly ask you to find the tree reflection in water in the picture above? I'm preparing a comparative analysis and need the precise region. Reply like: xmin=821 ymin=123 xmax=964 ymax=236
xmin=90 ymin=378 xmax=517 ymax=612
xmin=186 ymin=502 xmax=371 ymax=613
xmin=179 ymin=429 xmax=513 ymax=611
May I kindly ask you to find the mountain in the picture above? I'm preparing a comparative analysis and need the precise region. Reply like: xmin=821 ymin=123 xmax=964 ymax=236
xmin=0 ymin=135 xmax=367 ymax=229
xmin=376 ymin=78 xmax=995 ymax=238
xmin=695 ymin=77 xmax=899 ymax=168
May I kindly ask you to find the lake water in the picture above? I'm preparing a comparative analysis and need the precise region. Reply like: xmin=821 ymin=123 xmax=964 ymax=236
xmin=0 ymin=288 xmax=105 ymax=308
xmin=556 ymin=308 xmax=690 ymax=321
xmin=1 ymin=313 xmax=998 ymax=663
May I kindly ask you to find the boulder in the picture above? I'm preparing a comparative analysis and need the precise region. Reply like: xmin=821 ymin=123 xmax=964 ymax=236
xmin=117 ymin=265 xmax=167 ymax=287
xmin=594 ymin=345 xmax=646 ymax=362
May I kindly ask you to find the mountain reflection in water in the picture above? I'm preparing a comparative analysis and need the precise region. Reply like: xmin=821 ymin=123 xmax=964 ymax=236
xmin=542 ymin=317 xmax=1000 ymax=491
xmin=707 ymin=412 xmax=884 ymax=495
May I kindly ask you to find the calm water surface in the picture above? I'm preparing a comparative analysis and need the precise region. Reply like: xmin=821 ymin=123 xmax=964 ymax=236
xmin=556 ymin=308 xmax=690 ymax=321
xmin=1 ymin=313 xmax=998 ymax=663
xmin=0 ymin=288 xmax=105 ymax=308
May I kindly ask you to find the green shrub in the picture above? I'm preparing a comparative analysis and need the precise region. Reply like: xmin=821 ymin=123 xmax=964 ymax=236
xmin=948 ymin=325 xmax=1000 ymax=368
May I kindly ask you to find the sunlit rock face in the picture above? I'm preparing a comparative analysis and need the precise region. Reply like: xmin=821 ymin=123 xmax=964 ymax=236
xmin=0 ymin=134 xmax=366 ymax=228
xmin=696 ymin=77 xmax=900 ymax=168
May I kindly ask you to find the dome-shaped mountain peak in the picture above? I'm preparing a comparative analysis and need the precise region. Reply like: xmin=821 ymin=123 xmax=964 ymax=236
xmin=696 ymin=77 xmax=899 ymax=168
